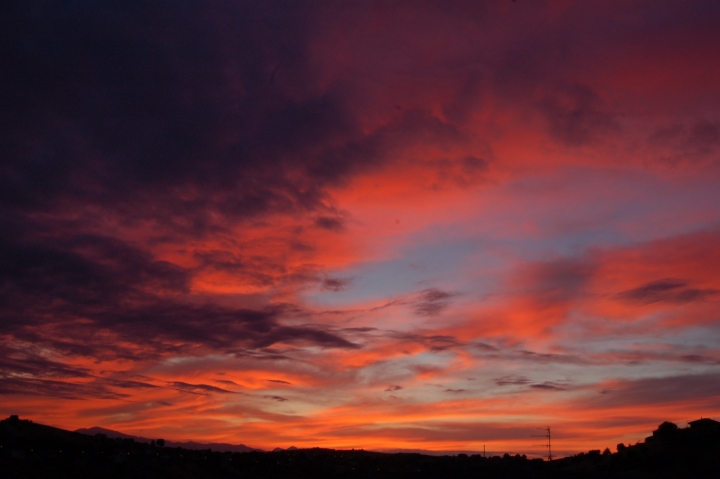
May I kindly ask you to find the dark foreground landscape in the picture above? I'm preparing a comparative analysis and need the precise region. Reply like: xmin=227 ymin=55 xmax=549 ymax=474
xmin=1 ymin=415 xmax=719 ymax=478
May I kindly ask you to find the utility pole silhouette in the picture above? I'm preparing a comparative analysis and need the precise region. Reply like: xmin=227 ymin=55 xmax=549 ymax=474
xmin=532 ymin=427 xmax=552 ymax=461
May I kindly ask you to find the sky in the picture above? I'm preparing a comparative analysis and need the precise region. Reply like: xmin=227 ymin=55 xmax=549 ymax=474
xmin=2 ymin=0 xmax=720 ymax=458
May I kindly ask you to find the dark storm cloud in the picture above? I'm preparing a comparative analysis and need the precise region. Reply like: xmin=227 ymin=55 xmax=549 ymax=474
xmin=0 ymin=0 xmax=403 ymax=234
xmin=3 ymin=0 xmax=719 ymax=227
xmin=0 ymin=0 xmax=476 ymax=240
xmin=0 ymin=344 xmax=91 ymax=379
xmin=2 ymin=0 xmax=719 ymax=419
xmin=0 ymin=343 xmax=158 ymax=399
xmin=192 ymin=249 xmax=318 ymax=290
xmin=0 ymin=377 xmax=127 ymax=400
xmin=0 ymin=232 xmax=191 ymax=320
xmin=616 ymin=278 xmax=719 ymax=305
xmin=1 ymin=2 xmax=472 ymax=378
xmin=0 ymin=366 xmax=227 ymax=399
xmin=0 ymin=230 xmax=356 ymax=362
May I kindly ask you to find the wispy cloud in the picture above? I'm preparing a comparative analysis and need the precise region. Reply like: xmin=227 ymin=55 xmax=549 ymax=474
xmin=616 ymin=279 xmax=719 ymax=305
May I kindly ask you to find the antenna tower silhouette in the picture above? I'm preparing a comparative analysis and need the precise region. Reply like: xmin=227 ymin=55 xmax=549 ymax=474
xmin=532 ymin=427 xmax=552 ymax=460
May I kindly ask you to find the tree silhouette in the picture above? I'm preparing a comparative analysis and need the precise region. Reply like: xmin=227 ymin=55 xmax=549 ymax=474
xmin=657 ymin=421 xmax=678 ymax=433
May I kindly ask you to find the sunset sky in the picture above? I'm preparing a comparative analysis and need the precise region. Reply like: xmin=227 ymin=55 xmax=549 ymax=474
xmin=2 ymin=0 xmax=720 ymax=457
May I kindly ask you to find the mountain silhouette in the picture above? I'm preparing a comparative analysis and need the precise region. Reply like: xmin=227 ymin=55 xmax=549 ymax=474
xmin=75 ymin=426 xmax=259 ymax=453
xmin=3 ymin=415 xmax=720 ymax=478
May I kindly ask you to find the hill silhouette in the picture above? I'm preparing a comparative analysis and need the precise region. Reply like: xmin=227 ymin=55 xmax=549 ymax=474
xmin=2 ymin=415 xmax=720 ymax=478
xmin=75 ymin=426 xmax=258 ymax=453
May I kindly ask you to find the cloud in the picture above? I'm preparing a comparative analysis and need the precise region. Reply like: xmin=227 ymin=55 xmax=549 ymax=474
xmin=687 ymin=121 xmax=720 ymax=154
xmin=0 ymin=229 xmax=358 ymax=364
xmin=430 ymin=156 xmax=491 ymax=188
xmin=0 ymin=343 xmax=161 ymax=399
xmin=342 ymin=327 xmax=377 ymax=333
xmin=678 ymin=355 xmax=720 ymax=365
xmin=321 ymin=277 xmax=352 ymax=292
xmin=2 ymin=0 xmax=720 ymax=454
xmin=616 ymin=278 xmax=719 ymax=305
xmin=385 ymin=385 xmax=402 ymax=392
xmin=168 ymin=382 xmax=235 ymax=395
xmin=315 ymin=216 xmax=345 ymax=232
xmin=0 ymin=344 xmax=91 ymax=379
xmin=414 ymin=288 xmax=456 ymax=317
xmin=495 ymin=375 xmax=530 ymax=386
xmin=529 ymin=382 xmax=566 ymax=391
xmin=517 ymin=258 xmax=594 ymax=306
xmin=537 ymin=84 xmax=618 ymax=147
xmin=108 ymin=380 xmax=160 ymax=390
xmin=215 ymin=379 xmax=241 ymax=386
xmin=264 ymin=395 xmax=288 ymax=402
xmin=588 ymin=372 xmax=720 ymax=408
xmin=389 ymin=331 xmax=463 ymax=352
xmin=1 ymin=1 xmax=384 ymax=230
xmin=471 ymin=343 xmax=589 ymax=366
xmin=0 ymin=377 xmax=127 ymax=401
xmin=651 ymin=120 xmax=720 ymax=163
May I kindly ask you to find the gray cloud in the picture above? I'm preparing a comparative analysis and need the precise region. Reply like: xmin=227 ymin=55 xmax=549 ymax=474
xmin=616 ymin=278 xmax=719 ymax=305
xmin=529 ymin=382 xmax=566 ymax=391
xmin=315 ymin=216 xmax=345 ymax=232
xmin=537 ymin=84 xmax=618 ymax=147
xmin=168 ymin=382 xmax=235 ymax=395
xmin=651 ymin=120 xmax=720 ymax=163
xmin=321 ymin=277 xmax=352 ymax=292
xmin=586 ymin=372 xmax=720 ymax=408
xmin=495 ymin=375 xmax=531 ymax=386
xmin=215 ymin=379 xmax=241 ymax=386
xmin=414 ymin=288 xmax=457 ymax=317
xmin=264 ymin=395 xmax=288 ymax=402
xmin=0 ymin=377 xmax=127 ymax=400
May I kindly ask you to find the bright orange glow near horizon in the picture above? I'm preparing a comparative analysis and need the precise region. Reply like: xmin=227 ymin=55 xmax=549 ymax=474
xmin=2 ymin=0 xmax=720 ymax=459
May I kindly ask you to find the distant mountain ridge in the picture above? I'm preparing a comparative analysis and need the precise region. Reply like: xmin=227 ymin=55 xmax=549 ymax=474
xmin=3 ymin=415 xmax=720 ymax=478
xmin=75 ymin=426 xmax=260 ymax=453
